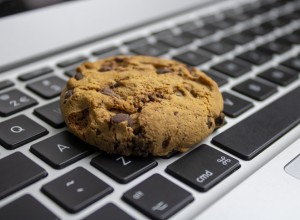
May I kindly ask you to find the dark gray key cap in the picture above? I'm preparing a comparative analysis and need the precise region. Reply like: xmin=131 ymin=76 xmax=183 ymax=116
xmin=279 ymin=32 xmax=300 ymax=45
xmin=205 ymin=71 xmax=228 ymax=87
xmin=91 ymin=154 xmax=157 ymax=183
xmin=225 ymin=32 xmax=255 ymax=45
xmin=0 ymin=80 xmax=14 ymax=91
xmin=210 ymin=18 xmax=236 ymax=30
xmin=30 ymin=131 xmax=92 ymax=169
xmin=83 ymin=203 xmax=134 ymax=220
xmin=222 ymin=92 xmax=253 ymax=117
xmin=258 ymin=66 xmax=299 ymax=86
xmin=178 ymin=21 xmax=198 ymax=32
xmin=212 ymin=86 xmax=300 ymax=160
xmin=237 ymin=49 xmax=273 ymax=65
xmin=233 ymin=78 xmax=277 ymax=101
xmin=124 ymin=37 xmax=149 ymax=49
xmin=159 ymin=34 xmax=194 ymax=48
xmin=0 ymin=152 xmax=47 ymax=199
xmin=0 ymin=194 xmax=59 ymax=220
xmin=57 ymin=56 xmax=87 ymax=68
xmin=212 ymin=59 xmax=252 ymax=78
xmin=166 ymin=145 xmax=240 ymax=192
xmin=247 ymin=25 xmax=273 ymax=36
xmin=152 ymin=29 xmax=174 ymax=40
xmin=131 ymin=43 xmax=169 ymax=56
xmin=281 ymin=56 xmax=300 ymax=72
xmin=92 ymin=46 xmax=120 ymax=57
xmin=64 ymin=68 xmax=78 ymax=77
xmin=122 ymin=174 xmax=194 ymax=220
xmin=186 ymin=26 xmax=216 ymax=38
xmin=0 ymin=114 xmax=48 ymax=149
xmin=34 ymin=100 xmax=65 ymax=128
xmin=18 ymin=67 xmax=53 ymax=81
xmin=0 ymin=89 xmax=37 ymax=116
xmin=26 ymin=76 xmax=66 ymax=99
xmin=200 ymin=40 xmax=235 ymax=55
xmin=42 ymin=167 xmax=113 ymax=213
xmin=258 ymin=39 xmax=291 ymax=54
xmin=173 ymin=51 xmax=211 ymax=66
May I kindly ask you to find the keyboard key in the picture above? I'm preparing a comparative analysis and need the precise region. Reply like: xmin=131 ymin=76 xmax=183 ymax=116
xmin=131 ymin=43 xmax=169 ymax=56
xmin=0 ymin=89 xmax=37 ymax=116
xmin=279 ymin=32 xmax=300 ymax=45
xmin=30 ymin=131 xmax=92 ymax=169
xmin=258 ymin=39 xmax=291 ymax=54
xmin=152 ymin=29 xmax=174 ymax=40
xmin=0 ymin=79 xmax=14 ymax=91
xmin=92 ymin=46 xmax=120 ymax=57
xmin=65 ymin=68 xmax=78 ymax=77
xmin=209 ymin=18 xmax=236 ymax=30
xmin=166 ymin=145 xmax=240 ymax=192
xmin=225 ymin=32 xmax=255 ymax=45
xmin=42 ymin=167 xmax=113 ymax=213
xmin=212 ymin=59 xmax=252 ymax=78
xmin=247 ymin=25 xmax=273 ymax=36
xmin=18 ymin=67 xmax=53 ymax=81
xmin=0 ymin=114 xmax=48 ymax=149
xmin=124 ymin=37 xmax=149 ymax=49
xmin=0 ymin=152 xmax=47 ymax=199
xmin=205 ymin=71 xmax=228 ymax=87
xmin=222 ymin=92 xmax=254 ymax=117
xmin=0 ymin=194 xmax=59 ymax=220
xmin=258 ymin=66 xmax=299 ymax=86
xmin=83 ymin=203 xmax=134 ymax=220
xmin=212 ymin=86 xmax=300 ymax=160
xmin=237 ymin=49 xmax=273 ymax=65
xmin=122 ymin=174 xmax=194 ymax=220
xmin=159 ymin=34 xmax=194 ymax=48
xmin=91 ymin=154 xmax=157 ymax=183
xmin=34 ymin=100 xmax=65 ymax=128
xmin=173 ymin=51 xmax=211 ymax=66
xmin=186 ymin=25 xmax=216 ymax=38
xmin=233 ymin=78 xmax=277 ymax=101
xmin=200 ymin=40 xmax=235 ymax=55
xmin=281 ymin=56 xmax=300 ymax=72
xmin=177 ymin=21 xmax=198 ymax=32
xmin=26 ymin=76 xmax=66 ymax=99
xmin=57 ymin=55 xmax=87 ymax=68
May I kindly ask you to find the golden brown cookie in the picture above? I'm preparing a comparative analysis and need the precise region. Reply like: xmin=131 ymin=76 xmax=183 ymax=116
xmin=60 ymin=56 xmax=224 ymax=156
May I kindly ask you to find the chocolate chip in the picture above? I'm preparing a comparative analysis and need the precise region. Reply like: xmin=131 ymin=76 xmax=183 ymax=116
xmin=101 ymin=87 xmax=120 ymax=98
xmin=148 ymin=94 xmax=155 ymax=102
xmin=74 ymin=72 xmax=83 ymax=80
xmin=111 ymin=113 xmax=133 ymax=126
xmin=115 ymin=57 xmax=124 ymax=63
xmin=162 ymin=137 xmax=171 ymax=148
xmin=64 ymin=89 xmax=73 ymax=100
xmin=207 ymin=117 xmax=213 ymax=129
xmin=156 ymin=67 xmax=171 ymax=74
xmin=174 ymin=111 xmax=179 ymax=116
xmin=99 ymin=65 xmax=113 ymax=72
xmin=215 ymin=112 xmax=225 ymax=128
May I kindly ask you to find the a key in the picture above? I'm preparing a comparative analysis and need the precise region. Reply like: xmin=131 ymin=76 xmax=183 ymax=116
xmin=222 ymin=92 xmax=254 ymax=117
xmin=34 ymin=100 xmax=65 ymax=128
xmin=0 ymin=89 xmax=37 ymax=116
xmin=152 ymin=29 xmax=174 ymax=40
xmin=232 ymin=78 xmax=277 ymax=101
xmin=247 ymin=24 xmax=274 ymax=36
xmin=186 ymin=25 xmax=216 ymax=38
xmin=92 ymin=46 xmax=120 ymax=57
xmin=200 ymin=40 xmax=235 ymax=55
xmin=205 ymin=71 xmax=228 ymax=87
xmin=158 ymin=34 xmax=194 ymax=48
xmin=57 ymin=55 xmax=87 ymax=68
xmin=30 ymin=131 xmax=92 ymax=169
xmin=0 ymin=194 xmax=59 ymax=220
xmin=42 ymin=167 xmax=113 ymax=213
xmin=212 ymin=86 xmax=300 ymax=160
xmin=258 ymin=66 xmax=299 ymax=86
xmin=177 ymin=21 xmax=198 ymax=32
xmin=225 ymin=32 xmax=255 ymax=45
xmin=279 ymin=32 xmax=300 ymax=45
xmin=281 ymin=56 xmax=300 ymax=72
xmin=0 ymin=152 xmax=47 ymax=199
xmin=173 ymin=51 xmax=211 ymax=66
xmin=131 ymin=43 xmax=169 ymax=56
xmin=258 ymin=39 xmax=291 ymax=54
xmin=91 ymin=154 xmax=157 ymax=183
xmin=124 ymin=37 xmax=149 ymax=49
xmin=166 ymin=145 xmax=240 ymax=192
xmin=0 ymin=114 xmax=48 ymax=149
xmin=122 ymin=174 xmax=194 ymax=220
xmin=83 ymin=203 xmax=134 ymax=220
xmin=18 ymin=67 xmax=53 ymax=81
xmin=237 ymin=49 xmax=273 ymax=65
xmin=65 ymin=68 xmax=78 ymax=77
xmin=209 ymin=18 xmax=236 ymax=30
xmin=26 ymin=76 xmax=66 ymax=99
xmin=211 ymin=59 xmax=252 ymax=78
xmin=0 ymin=80 xmax=14 ymax=91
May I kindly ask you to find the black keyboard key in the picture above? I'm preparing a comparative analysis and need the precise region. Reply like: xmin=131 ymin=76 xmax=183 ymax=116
xmin=281 ymin=56 xmax=300 ymax=72
xmin=92 ymin=46 xmax=120 ymax=57
xmin=279 ymin=32 xmax=300 ymax=45
xmin=166 ymin=145 xmax=240 ymax=192
xmin=18 ymin=67 xmax=53 ymax=81
xmin=200 ymin=40 xmax=235 ymax=55
xmin=0 ymin=152 xmax=47 ymax=199
xmin=26 ymin=76 xmax=66 ymax=99
xmin=30 ymin=131 xmax=92 ymax=169
xmin=247 ymin=25 xmax=273 ymax=36
xmin=0 ymin=194 xmax=59 ymax=220
xmin=0 ymin=114 xmax=48 ymax=149
xmin=0 ymin=79 xmax=14 ymax=91
xmin=83 ymin=203 xmax=134 ymax=220
xmin=57 ymin=55 xmax=87 ymax=68
xmin=0 ymin=89 xmax=37 ymax=116
xmin=258 ymin=39 xmax=291 ymax=54
xmin=212 ymin=59 xmax=252 ymax=78
xmin=258 ymin=66 xmax=299 ymax=86
xmin=178 ymin=21 xmax=198 ymax=32
xmin=122 ymin=174 xmax=193 ymax=220
xmin=225 ymin=32 xmax=255 ymax=45
xmin=91 ymin=154 xmax=157 ymax=183
xmin=65 ymin=68 xmax=78 ymax=77
xmin=152 ymin=29 xmax=174 ymax=40
xmin=205 ymin=71 xmax=228 ymax=87
xmin=124 ymin=37 xmax=149 ymax=49
xmin=131 ymin=43 xmax=169 ymax=56
xmin=237 ymin=49 xmax=273 ymax=65
xmin=186 ymin=25 xmax=216 ymax=38
xmin=42 ymin=167 xmax=113 ymax=213
xmin=173 ymin=51 xmax=211 ymax=66
xmin=159 ymin=34 xmax=194 ymax=48
xmin=233 ymin=78 xmax=277 ymax=101
xmin=34 ymin=100 xmax=65 ymax=128
xmin=212 ymin=86 xmax=300 ymax=160
xmin=222 ymin=92 xmax=254 ymax=117
xmin=209 ymin=18 xmax=236 ymax=30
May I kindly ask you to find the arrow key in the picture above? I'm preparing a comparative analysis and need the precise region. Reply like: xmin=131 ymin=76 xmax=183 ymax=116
xmin=222 ymin=92 xmax=253 ymax=117
xmin=30 ymin=131 xmax=92 ymax=169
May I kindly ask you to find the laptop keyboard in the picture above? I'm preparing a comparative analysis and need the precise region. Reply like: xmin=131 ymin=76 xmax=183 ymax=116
xmin=0 ymin=0 xmax=300 ymax=219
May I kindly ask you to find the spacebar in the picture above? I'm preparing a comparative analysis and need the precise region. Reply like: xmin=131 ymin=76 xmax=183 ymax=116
xmin=212 ymin=86 xmax=300 ymax=160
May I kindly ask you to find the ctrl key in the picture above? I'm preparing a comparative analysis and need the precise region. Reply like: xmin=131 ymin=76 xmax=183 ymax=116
xmin=122 ymin=174 xmax=194 ymax=220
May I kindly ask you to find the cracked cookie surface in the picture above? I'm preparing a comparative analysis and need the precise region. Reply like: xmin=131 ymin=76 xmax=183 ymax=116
xmin=60 ymin=56 xmax=224 ymax=156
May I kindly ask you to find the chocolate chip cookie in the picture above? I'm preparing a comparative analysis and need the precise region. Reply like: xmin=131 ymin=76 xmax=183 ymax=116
xmin=60 ymin=55 xmax=224 ymax=156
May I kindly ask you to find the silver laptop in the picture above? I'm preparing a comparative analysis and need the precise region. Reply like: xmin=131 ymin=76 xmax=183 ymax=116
xmin=0 ymin=0 xmax=300 ymax=219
